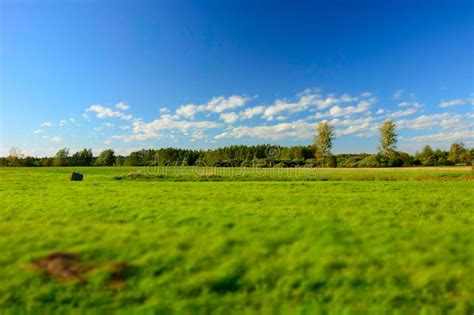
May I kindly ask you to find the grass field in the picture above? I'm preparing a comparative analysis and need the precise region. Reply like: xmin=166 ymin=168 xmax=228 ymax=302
xmin=0 ymin=167 xmax=473 ymax=313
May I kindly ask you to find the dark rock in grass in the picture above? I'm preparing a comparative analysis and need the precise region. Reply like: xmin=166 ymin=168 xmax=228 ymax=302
xmin=70 ymin=172 xmax=83 ymax=181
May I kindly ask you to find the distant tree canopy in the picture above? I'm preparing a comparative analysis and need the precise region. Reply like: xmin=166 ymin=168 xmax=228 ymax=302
xmin=96 ymin=149 xmax=116 ymax=166
xmin=1 ymin=122 xmax=472 ymax=168
xmin=53 ymin=148 xmax=70 ymax=167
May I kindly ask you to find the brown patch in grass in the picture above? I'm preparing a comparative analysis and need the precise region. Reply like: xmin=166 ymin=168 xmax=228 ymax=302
xmin=32 ymin=252 xmax=87 ymax=283
xmin=32 ymin=252 xmax=131 ymax=288
xmin=108 ymin=262 xmax=129 ymax=290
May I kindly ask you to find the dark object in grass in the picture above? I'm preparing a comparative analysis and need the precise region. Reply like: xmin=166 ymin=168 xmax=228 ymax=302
xmin=32 ymin=252 xmax=87 ymax=282
xmin=108 ymin=262 xmax=130 ymax=290
xmin=70 ymin=172 xmax=83 ymax=181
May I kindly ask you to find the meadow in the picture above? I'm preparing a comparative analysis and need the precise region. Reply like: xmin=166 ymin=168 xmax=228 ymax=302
xmin=0 ymin=167 xmax=473 ymax=313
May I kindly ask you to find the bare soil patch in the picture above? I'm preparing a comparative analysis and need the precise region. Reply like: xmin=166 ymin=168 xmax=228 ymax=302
xmin=32 ymin=252 xmax=130 ymax=289
xmin=32 ymin=252 xmax=87 ymax=282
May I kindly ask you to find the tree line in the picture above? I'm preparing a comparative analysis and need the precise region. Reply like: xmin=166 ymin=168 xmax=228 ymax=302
xmin=2 ymin=120 xmax=472 ymax=167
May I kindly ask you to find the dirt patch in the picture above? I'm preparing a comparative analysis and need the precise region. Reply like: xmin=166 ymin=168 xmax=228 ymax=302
xmin=32 ymin=252 xmax=87 ymax=282
xmin=32 ymin=252 xmax=130 ymax=289
xmin=108 ymin=262 xmax=129 ymax=290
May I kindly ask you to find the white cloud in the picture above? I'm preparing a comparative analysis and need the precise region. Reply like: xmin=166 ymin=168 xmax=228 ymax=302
xmin=41 ymin=122 xmax=53 ymax=128
xmin=59 ymin=119 xmax=67 ymax=127
xmin=398 ymin=101 xmax=423 ymax=108
xmin=176 ymin=104 xmax=198 ymax=119
xmin=260 ymin=93 xmax=360 ymax=121
xmin=396 ymin=113 xmax=470 ymax=131
xmin=328 ymin=98 xmax=374 ymax=117
xmin=86 ymin=104 xmax=133 ymax=121
xmin=393 ymin=90 xmax=404 ymax=99
xmin=219 ymin=112 xmax=239 ymax=124
xmin=191 ymin=130 xmax=206 ymax=141
xmin=439 ymin=98 xmax=474 ymax=108
xmin=386 ymin=108 xmax=417 ymax=118
xmin=33 ymin=129 xmax=44 ymax=134
xmin=108 ymin=114 xmax=222 ymax=143
xmin=215 ymin=120 xmax=313 ymax=141
xmin=115 ymin=102 xmax=129 ymax=110
xmin=240 ymin=106 xmax=265 ymax=120
xmin=376 ymin=109 xmax=384 ymax=115
xmin=50 ymin=136 xmax=63 ymax=143
xmin=175 ymin=95 xmax=249 ymax=118
xmin=206 ymin=95 xmax=249 ymax=112
xmin=331 ymin=116 xmax=380 ymax=137
xmin=262 ymin=98 xmax=308 ymax=121
xmin=405 ymin=130 xmax=473 ymax=143
xmin=159 ymin=108 xmax=170 ymax=113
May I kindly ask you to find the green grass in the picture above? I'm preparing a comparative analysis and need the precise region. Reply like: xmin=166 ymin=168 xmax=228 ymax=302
xmin=0 ymin=167 xmax=473 ymax=313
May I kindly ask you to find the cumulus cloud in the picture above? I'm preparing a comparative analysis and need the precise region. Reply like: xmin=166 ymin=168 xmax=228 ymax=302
xmin=175 ymin=104 xmax=198 ymax=119
xmin=439 ymin=98 xmax=474 ymax=108
xmin=396 ymin=113 xmax=470 ymax=131
xmin=240 ymin=106 xmax=265 ymax=120
xmin=331 ymin=116 xmax=380 ymax=137
xmin=86 ymin=104 xmax=133 ymax=120
xmin=108 ymin=114 xmax=222 ymax=143
xmin=115 ymin=102 xmax=130 ymax=110
xmin=405 ymin=130 xmax=473 ymax=143
xmin=219 ymin=112 xmax=239 ymax=124
xmin=50 ymin=136 xmax=63 ymax=143
xmin=175 ymin=95 xmax=249 ymax=119
xmin=398 ymin=101 xmax=423 ymax=108
xmin=386 ymin=108 xmax=418 ymax=118
xmin=328 ymin=98 xmax=374 ymax=117
xmin=33 ymin=129 xmax=44 ymax=134
xmin=41 ymin=122 xmax=53 ymax=128
xmin=215 ymin=120 xmax=313 ymax=141
xmin=260 ymin=92 xmax=364 ymax=121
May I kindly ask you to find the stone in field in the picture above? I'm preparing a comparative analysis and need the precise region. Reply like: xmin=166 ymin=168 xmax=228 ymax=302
xmin=70 ymin=172 xmax=83 ymax=181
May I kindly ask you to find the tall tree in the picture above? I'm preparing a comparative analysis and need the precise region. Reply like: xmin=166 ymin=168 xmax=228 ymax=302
xmin=7 ymin=147 xmax=24 ymax=167
xmin=416 ymin=145 xmax=435 ymax=166
xmin=53 ymin=148 xmax=70 ymax=166
xmin=71 ymin=148 xmax=93 ymax=166
xmin=313 ymin=121 xmax=336 ymax=166
xmin=379 ymin=120 xmax=397 ymax=157
xmin=448 ymin=142 xmax=468 ymax=165
xmin=96 ymin=149 xmax=116 ymax=166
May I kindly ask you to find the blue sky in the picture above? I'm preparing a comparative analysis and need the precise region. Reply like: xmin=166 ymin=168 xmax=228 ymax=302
xmin=1 ymin=0 xmax=472 ymax=156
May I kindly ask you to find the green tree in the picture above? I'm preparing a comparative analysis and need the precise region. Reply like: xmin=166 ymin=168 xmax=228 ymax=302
xmin=313 ymin=121 xmax=336 ymax=166
xmin=379 ymin=120 xmax=397 ymax=157
xmin=71 ymin=148 xmax=93 ymax=166
xmin=448 ymin=142 xmax=468 ymax=165
xmin=53 ymin=148 xmax=70 ymax=166
xmin=7 ymin=147 xmax=24 ymax=167
xmin=96 ymin=149 xmax=116 ymax=166
xmin=416 ymin=145 xmax=435 ymax=166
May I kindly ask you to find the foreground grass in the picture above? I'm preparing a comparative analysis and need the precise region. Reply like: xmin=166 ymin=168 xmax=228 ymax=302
xmin=0 ymin=167 xmax=473 ymax=313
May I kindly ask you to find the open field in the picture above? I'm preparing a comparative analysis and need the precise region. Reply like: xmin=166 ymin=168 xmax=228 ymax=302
xmin=0 ymin=167 xmax=473 ymax=313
